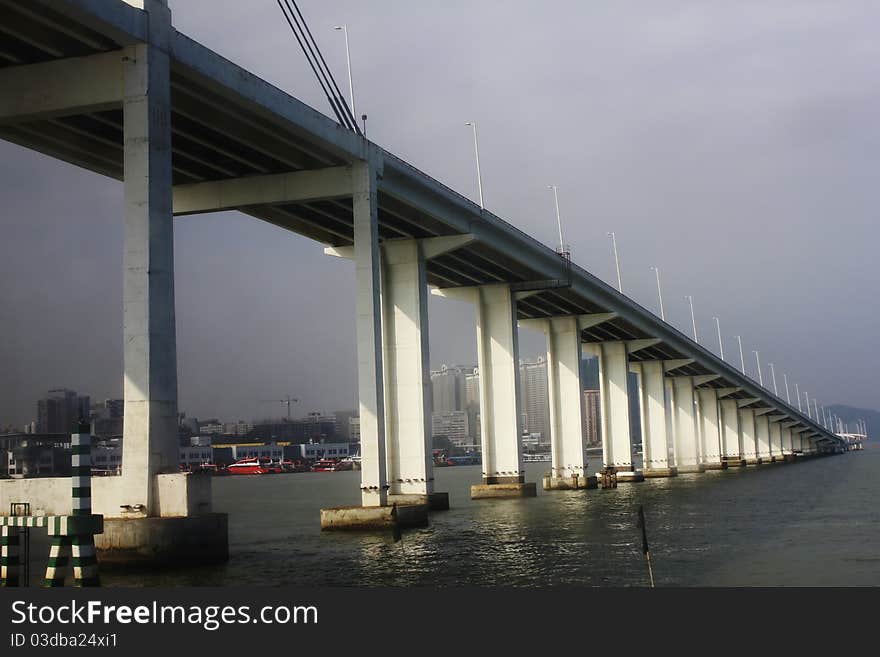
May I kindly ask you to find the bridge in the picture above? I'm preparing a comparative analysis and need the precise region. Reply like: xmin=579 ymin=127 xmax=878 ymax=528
xmin=0 ymin=0 xmax=858 ymax=555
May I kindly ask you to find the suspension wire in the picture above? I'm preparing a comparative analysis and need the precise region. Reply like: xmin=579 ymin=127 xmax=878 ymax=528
xmin=281 ymin=0 xmax=352 ymax=130
xmin=274 ymin=0 xmax=350 ymax=129
xmin=288 ymin=0 xmax=362 ymax=135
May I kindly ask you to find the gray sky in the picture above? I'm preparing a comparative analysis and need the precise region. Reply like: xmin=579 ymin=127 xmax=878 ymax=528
xmin=1 ymin=0 xmax=878 ymax=427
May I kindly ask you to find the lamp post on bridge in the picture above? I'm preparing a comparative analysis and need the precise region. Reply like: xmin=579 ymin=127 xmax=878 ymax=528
xmin=735 ymin=335 xmax=745 ymax=374
xmin=685 ymin=295 xmax=698 ymax=343
xmin=812 ymin=398 xmax=819 ymax=423
xmin=547 ymin=184 xmax=565 ymax=254
xmin=804 ymin=391 xmax=811 ymax=419
xmin=333 ymin=25 xmax=357 ymax=123
xmin=768 ymin=362 xmax=778 ymax=396
xmin=464 ymin=121 xmax=484 ymax=209
xmin=753 ymin=350 xmax=763 ymax=386
xmin=712 ymin=316 xmax=724 ymax=360
xmin=783 ymin=373 xmax=791 ymax=405
xmin=607 ymin=232 xmax=622 ymax=293
xmin=650 ymin=266 xmax=664 ymax=320
xmin=795 ymin=383 xmax=802 ymax=412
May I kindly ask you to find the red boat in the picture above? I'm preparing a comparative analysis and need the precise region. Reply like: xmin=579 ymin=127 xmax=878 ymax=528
xmin=227 ymin=457 xmax=272 ymax=475
xmin=310 ymin=458 xmax=342 ymax=472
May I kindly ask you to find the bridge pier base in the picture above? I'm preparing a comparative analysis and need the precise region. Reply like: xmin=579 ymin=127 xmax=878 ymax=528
xmin=387 ymin=492 xmax=449 ymax=511
xmin=472 ymin=483 xmax=537 ymax=499
xmin=320 ymin=503 xmax=429 ymax=531
xmin=96 ymin=514 xmax=228 ymax=566
xmin=542 ymin=474 xmax=598 ymax=490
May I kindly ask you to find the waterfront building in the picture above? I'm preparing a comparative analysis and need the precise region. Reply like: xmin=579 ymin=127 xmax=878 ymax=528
xmin=431 ymin=410 xmax=469 ymax=446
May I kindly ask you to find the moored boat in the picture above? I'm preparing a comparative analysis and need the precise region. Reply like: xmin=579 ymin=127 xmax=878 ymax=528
xmin=227 ymin=457 xmax=271 ymax=475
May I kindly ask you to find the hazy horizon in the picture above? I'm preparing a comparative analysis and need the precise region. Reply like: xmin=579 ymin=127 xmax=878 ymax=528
xmin=2 ymin=0 xmax=878 ymax=427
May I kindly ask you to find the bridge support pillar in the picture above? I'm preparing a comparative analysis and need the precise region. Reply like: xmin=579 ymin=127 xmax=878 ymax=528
xmin=739 ymin=408 xmax=759 ymax=464
xmin=631 ymin=362 xmax=675 ymax=477
xmin=669 ymin=376 xmax=703 ymax=473
xmin=779 ymin=425 xmax=794 ymax=460
xmin=586 ymin=341 xmax=641 ymax=481
xmin=470 ymin=284 xmax=534 ymax=498
xmin=351 ymin=158 xmax=390 ymax=509
xmin=719 ymin=399 xmax=745 ymax=466
xmin=524 ymin=316 xmax=592 ymax=490
xmin=791 ymin=429 xmax=804 ymax=454
xmin=696 ymin=388 xmax=726 ymax=470
xmin=381 ymin=239 xmax=450 ymax=511
xmin=97 ymin=1 xmax=228 ymax=563
xmin=768 ymin=419 xmax=783 ymax=462
xmin=755 ymin=413 xmax=772 ymax=462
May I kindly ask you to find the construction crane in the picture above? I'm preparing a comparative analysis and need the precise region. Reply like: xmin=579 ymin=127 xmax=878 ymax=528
xmin=261 ymin=395 xmax=299 ymax=421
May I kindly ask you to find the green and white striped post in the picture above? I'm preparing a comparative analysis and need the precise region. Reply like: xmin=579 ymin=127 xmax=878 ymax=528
xmin=1 ymin=526 xmax=20 ymax=587
xmin=43 ymin=536 xmax=71 ymax=587
xmin=41 ymin=423 xmax=100 ymax=587
xmin=69 ymin=425 xmax=99 ymax=587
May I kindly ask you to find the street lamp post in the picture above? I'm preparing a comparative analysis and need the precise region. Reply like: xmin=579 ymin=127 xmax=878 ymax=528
xmin=607 ymin=232 xmax=622 ymax=292
xmin=768 ymin=362 xmax=778 ymax=396
xmin=685 ymin=295 xmax=698 ymax=342
xmin=713 ymin=316 xmax=724 ymax=360
xmin=753 ymin=350 xmax=763 ymax=386
xmin=650 ymin=266 xmax=664 ymax=320
xmin=783 ymin=373 xmax=791 ymax=405
xmin=464 ymin=121 xmax=484 ymax=209
xmin=548 ymin=185 xmax=564 ymax=253
xmin=804 ymin=391 xmax=811 ymax=419
xmin=735 ymin=336 xmax=745 ymax=374
xmin=795 ymin=383 xmax=802 ymax=411
xmin=333 ymin=25 xmax=356 ymax=119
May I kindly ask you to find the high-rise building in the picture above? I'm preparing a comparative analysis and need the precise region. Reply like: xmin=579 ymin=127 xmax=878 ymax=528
xmin=464 ymin=369 xmax=481 ymax=441
xmin=584 ymin=389 xmax=601 ymax=446
xmin=36 ymin=389 xmax=90 ymax=434
xmin=520 ymin=358 xmax=550 ymax=444
xmin=333 ymin=410 xmax=359 ymax=441
xmin=431 ymin=365 xmax=472 ymax=413
xmin=92 ymin=399 xmax=124 ymax=437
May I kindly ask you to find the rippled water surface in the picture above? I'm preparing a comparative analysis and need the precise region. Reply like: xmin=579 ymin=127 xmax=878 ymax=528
xmin=98 ymin=445 xmax=878 ymax=587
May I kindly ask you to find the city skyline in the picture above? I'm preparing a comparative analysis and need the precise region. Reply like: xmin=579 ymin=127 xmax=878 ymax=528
xmin=2 ymin=1 xmax=878 ymax=427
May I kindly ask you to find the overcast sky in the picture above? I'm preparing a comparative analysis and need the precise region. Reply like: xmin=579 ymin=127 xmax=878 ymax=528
xmin=1 ymin=0 xmax=878 ymax=427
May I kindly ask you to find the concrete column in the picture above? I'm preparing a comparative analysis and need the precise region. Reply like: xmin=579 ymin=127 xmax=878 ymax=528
xmin=475 ymin=284 xmax=529 ymax=492
xmin=586 ymin=342 xmax=633 ymax=472
xmin=768 ymin=420 xmax=782 ymax=461
xmin=381 ymin=240 xmax=434 ymax=503
xmin=696 ymin=389 xmax=725 ymax=469
xmin=543 ymin=317 xmax=590 ymax=488
xmin=632 ymin=361 xmax=675 ymax=477
xmin=719 ymin=399 xmax=745 ymax=466
xmin=791 ymin=430 xmax=804 ymax=453
xmin=121 ymin=1 xmax=179 ymax=514
xmin=781 ymin=426 xmax=793 ymax=455
xmin=739 ymin=407 xmax=758 ymax=464
xmin=670 ymin=377 xmax=702 ymax=473
xmin=353 ymin=158 xmax=388 ymax=507
xmin=755 ymin=413 xmax=772 ymax=462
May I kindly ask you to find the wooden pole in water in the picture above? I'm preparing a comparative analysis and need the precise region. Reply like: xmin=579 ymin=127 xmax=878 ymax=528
xmin=637 ymin=504 xmax=655 ymax=588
